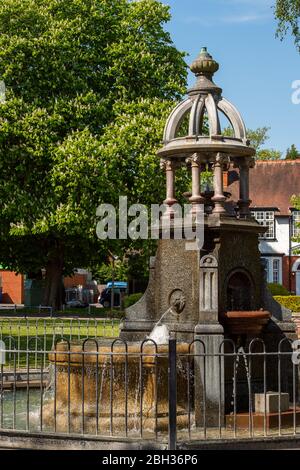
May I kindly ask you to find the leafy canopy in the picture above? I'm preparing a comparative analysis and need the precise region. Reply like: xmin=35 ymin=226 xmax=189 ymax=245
xmin=286 ymin=144 xmax=299 ymax=159
xmin=275 ymin=0 xmax=300 ymax=50
xmin=0 ymin=0 xmax=187 ymax=279
xmin=223 ymin=126 xmax=282 ymax=160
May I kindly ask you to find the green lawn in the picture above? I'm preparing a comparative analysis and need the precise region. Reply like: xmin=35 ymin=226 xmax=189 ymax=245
xmin=0 ymin=306 xmax=124 ymax=318
xmin=0 ymin=318 xmax=121 ymax=368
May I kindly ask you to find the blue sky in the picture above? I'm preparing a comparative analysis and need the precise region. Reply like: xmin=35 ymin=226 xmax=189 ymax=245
xmin=164 ymin=0 xmax=300 ymax=155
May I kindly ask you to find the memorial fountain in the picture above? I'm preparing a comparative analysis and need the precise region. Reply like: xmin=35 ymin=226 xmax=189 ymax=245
xmin=45 ymin=48 xmax=297 ymax=434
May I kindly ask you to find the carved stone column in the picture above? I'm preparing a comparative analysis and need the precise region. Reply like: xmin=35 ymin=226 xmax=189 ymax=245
xmin=185 ymin=153 xmax=205 ymax=216
xmin=194 ymin=255 xmax=224 ymax=427
xmin=234 ymin=157 xmax=255 ymax=217
xmin=211 ymin=153 xmax=227 ymax=214
xmin=160 ymin=158 xmax=178 ymax=218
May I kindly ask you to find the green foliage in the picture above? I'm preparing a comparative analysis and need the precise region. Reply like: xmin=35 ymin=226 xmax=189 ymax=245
xmin=246 ymin=127 xmax=270 ymax=151
xmin=268 ymin=282 xmax=290 ymax=296
xmin=0 ymin=0 xmax=187 ymax=307
xmin=246 ymin=127 xmax=283 ymax=160
xmin=124 ymin=292 xmax=144 ymax=308
xmin=275 ymin=0 xmax=300 ymax=51
xmin=257 ymin=149 xmax=282 ymax=160
xmin=286 ymin=144 xmax=299 ymax=160
xmin=94 ymin=259 xmax=128 ymax=284
xmin=58 ymin=307 xmax=123 ymax=318
xmin=0 ymin=305 xmax=123 ymax=317
xmin=291 ymin=195 xmax=300 ymax=211
xmin=200 ymin=169 xmax=213 ymax=192
xmin=223 ymin=126 xmax=282 ymax=160
xmin=274 ymin=295 xmax=300 ymax=312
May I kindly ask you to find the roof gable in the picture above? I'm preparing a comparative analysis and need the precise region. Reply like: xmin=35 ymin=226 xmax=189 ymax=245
xmin=227 ymin=159 xmax=300 ymax=215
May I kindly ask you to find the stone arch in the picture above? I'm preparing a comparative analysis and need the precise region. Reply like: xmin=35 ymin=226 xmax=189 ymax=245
xmin=225 ymin=268 xmax=255 ymax=311
xmin=292 ymin=258 xmax=300 ymax=272
xmin=200 ymin=254 xmax=218 ymax=268
xmin=293 ymin=258 xmax=300 ymax=295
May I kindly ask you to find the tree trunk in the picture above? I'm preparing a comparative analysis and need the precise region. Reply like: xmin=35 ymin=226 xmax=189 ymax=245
xmin=43 ymin=257 xmax=64 ymax=311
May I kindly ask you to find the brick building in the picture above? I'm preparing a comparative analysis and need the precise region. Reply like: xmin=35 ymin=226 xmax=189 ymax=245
xmin=0 ymin=269 xmax=93 ymax=305
xmin=227 ymin=159 xmax=300 ymax=294
xmin=0 ymin=269 xmax=24 ymax=304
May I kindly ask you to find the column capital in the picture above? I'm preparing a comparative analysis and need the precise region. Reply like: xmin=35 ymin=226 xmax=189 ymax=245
xmin=160 ymin=158 xmax=180 ymax=171
xmin=233 ymin=156 xmax=255 ymax=170
xmin=212 ymin=152 xmax=230 ymax=169
xmin=185 ymin=152 xmax=202 ymax=166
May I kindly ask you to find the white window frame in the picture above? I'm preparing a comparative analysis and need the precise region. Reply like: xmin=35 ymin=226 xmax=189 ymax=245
xmin=251 ymin=210 xmax=275 ymax=240
xmin=292 ymin=211 xmax=300 ymax=238
xmin=262 ymin=256 xmax=282 ymax=284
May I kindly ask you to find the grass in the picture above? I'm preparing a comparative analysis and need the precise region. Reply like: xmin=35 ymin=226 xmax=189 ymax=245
xmin=0 ymin=306 xmax=124 ymax=318
xmin=0 ymin=317 xmax=121 ymax=368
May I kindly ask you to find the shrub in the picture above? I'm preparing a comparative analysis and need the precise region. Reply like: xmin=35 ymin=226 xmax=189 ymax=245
xmin=268 ymin=283 xmax=290 ymax=296
xmin=274 ymin=296 xmax=300 ymax=312
xmin=124 ymin=292 xmax=144 ymax=309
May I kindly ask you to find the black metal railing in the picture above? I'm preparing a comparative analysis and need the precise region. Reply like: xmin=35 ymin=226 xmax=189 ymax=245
xmin=0 ymin=336 xmax=299 ymax=449
xmin=0 ymin=317 xmax=121 ymax=369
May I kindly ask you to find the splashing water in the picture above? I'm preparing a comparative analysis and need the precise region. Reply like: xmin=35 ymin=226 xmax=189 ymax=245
xmin=231 ymin=346 xmax=251 ymax=411
xmin=148 ymin=324 xmax=169 ymax=344
xmin=147 ymin=307 xmax=174 ymax=345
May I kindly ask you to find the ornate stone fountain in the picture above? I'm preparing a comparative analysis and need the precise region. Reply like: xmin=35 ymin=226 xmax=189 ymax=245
xmin=122 ymin=47 xmax=295 ymax=343
xmin=121 ymin=46 xmax=297 ymax=424
xmin=46 ymin=48 xmax=297 ymax=432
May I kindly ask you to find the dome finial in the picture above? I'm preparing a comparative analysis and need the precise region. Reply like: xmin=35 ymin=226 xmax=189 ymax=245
xmin=190 ymin=47 xmax=219 ymax=77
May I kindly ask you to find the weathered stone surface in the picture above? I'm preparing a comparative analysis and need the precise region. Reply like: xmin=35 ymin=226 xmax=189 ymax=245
xmin=121 ymin=238 xmax=200 ymax=342
xmin=44 ymin=341 xmax=191 ymax=434
xmin=255 ymin=392 xmax=290 ymax=413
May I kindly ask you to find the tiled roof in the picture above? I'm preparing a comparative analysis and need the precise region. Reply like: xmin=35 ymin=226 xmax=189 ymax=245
xmin=227 ymin=159 xmax=300 ymax=215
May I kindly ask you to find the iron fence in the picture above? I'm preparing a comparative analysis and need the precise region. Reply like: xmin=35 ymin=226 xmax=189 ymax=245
xmin=0 ymin=336 xmax=299 ymax=449
xmin=0 ymin=317 xmax=121 ymax=369
xmin=0 ymin=304 xmax=121 ymax=317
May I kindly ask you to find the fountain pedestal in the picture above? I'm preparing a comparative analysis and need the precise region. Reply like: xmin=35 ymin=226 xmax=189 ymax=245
xmin=44 ymin=341 xmax=191 ymax=434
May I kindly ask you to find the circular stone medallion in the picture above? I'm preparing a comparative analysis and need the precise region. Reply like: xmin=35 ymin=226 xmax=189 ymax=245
xmin=169 ymin=289 xmax=186 ymax=314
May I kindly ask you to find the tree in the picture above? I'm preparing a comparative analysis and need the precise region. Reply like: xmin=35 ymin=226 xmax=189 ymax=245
xmin=256 ymin=149 xmax=282 ymax=160
xmin=94 ymin=258 xmax=128 ymax=285
xmin=275 ymin=0 xmax=300 ymax=50
xmin=286 ymin=144 xmax=299 ymax=159
xmin=246 ymin=127 xmax=270 ymax=151
xmin=246 ymin=127 xmax=282 ymax=160
xmin=0 ymin=0 xmax=187 ymax=309
xmin=223 ymin=126 xmax=282 ymax=160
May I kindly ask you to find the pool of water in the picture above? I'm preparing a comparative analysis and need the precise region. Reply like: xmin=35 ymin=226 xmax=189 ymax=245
xmin=0 ymin=388 xmax=51 ymax=431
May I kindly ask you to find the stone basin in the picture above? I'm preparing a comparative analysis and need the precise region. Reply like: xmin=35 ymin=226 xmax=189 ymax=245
xmin=223 ymin=310 xmax=271 ymax=336
xmin=44 ymin=340 xmax=191 ymax=434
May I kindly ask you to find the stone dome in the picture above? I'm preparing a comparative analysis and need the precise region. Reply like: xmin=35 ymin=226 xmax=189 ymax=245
xmin=157 ymin=48 xmax=255 ymax=161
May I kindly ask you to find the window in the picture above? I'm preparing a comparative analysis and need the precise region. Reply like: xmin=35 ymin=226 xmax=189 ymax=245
xmin=251 ymin=210 xmax=275 ymax=239
xmin=262 ymin=256 xmax=282 ymax=284
xmin=292 ymin=211 xmax=300 ymax=238
xmin=261 ymin=257 xmax=269 ymax=281
xmin=272 ymin=259 xmax=280 ymax=284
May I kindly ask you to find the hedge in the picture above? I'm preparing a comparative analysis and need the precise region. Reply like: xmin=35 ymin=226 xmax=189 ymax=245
xmin=268 ymin=283 xmax=290 ymax=296
xmin=124 ymin=292 xmax=144 ymax=309
xmin=274 ymin=296 xmax=300 ymax=312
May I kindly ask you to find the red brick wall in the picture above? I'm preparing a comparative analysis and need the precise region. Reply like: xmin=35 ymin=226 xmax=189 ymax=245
xmin=64 ymin=273 xmax=88 ymax=289
xmin=0 ymin=270 xmax=24 ymax=304
xmin=282 ymin=256 xmax=299 ymax=293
